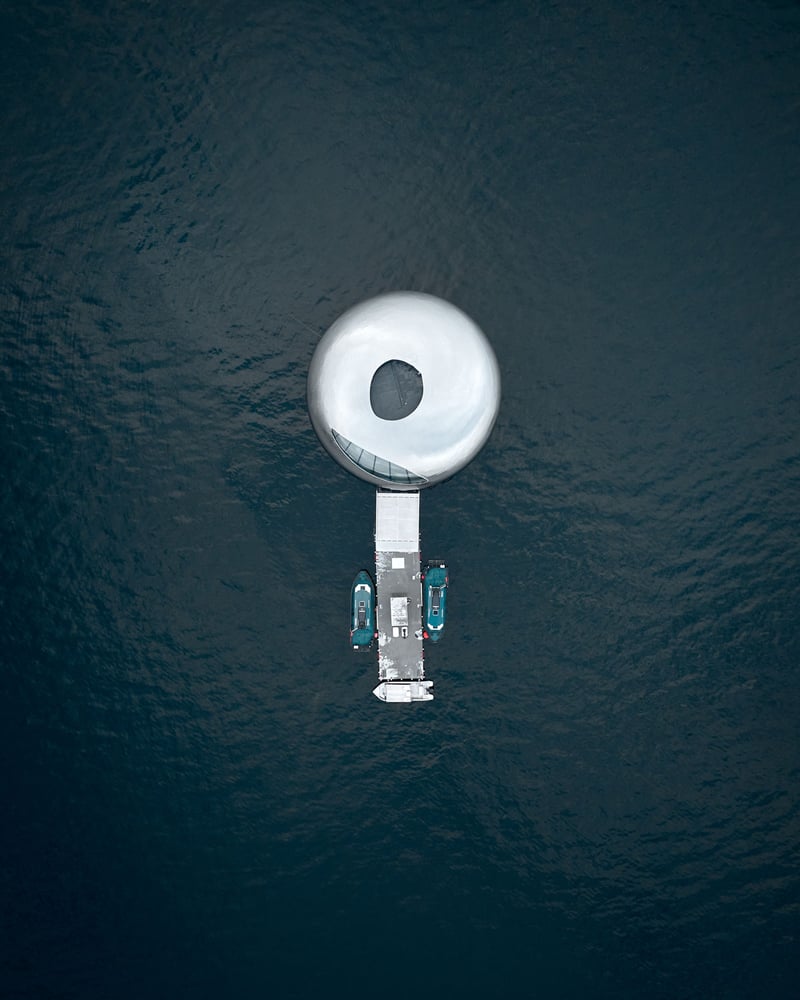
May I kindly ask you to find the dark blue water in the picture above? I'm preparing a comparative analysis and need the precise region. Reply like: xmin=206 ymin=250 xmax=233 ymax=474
xmin=2 ymin=1 xmax=799 ymax=996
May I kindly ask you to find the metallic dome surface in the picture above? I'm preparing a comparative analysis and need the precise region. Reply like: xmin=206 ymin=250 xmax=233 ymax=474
xmin=307 ymin=292 xmax=501 ymax=489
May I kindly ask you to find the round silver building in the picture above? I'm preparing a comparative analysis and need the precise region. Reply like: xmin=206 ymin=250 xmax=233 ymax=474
xmin=307 ymin=291 xmax=501 ymax=489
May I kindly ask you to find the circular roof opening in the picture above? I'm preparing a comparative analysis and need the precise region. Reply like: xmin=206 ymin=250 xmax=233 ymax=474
xmin=370 ymin=359 xmax=423 ymax=420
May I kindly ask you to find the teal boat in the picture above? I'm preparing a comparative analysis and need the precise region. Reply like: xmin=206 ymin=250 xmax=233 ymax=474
xmin=422 ymin=561 xmax=448 ymax=641
xmin=350 ymin=570 xmax=376 ymax=651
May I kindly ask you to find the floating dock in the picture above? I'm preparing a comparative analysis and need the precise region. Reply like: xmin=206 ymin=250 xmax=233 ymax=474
xmin=372 ymin=490 xmax=433 ymax=702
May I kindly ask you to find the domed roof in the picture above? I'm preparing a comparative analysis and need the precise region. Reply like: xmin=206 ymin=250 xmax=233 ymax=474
xmin=307 ymin=292 xmax=501 ymax=489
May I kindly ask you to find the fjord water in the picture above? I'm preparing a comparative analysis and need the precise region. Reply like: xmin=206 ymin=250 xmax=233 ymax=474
xmin=2 ymin=1 xmax=799 ymax=996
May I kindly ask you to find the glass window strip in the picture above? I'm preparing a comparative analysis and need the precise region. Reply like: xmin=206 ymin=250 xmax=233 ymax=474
xmin=331 ymin=429 xmax=427 ymax=485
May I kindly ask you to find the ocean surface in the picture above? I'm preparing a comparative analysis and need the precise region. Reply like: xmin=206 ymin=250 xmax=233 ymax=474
xmin=2 ymin=1 xmax=799 ymax=997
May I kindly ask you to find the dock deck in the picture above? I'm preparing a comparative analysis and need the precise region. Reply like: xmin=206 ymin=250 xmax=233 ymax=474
xmin=373 ymin=491 xmax=433 ymax=701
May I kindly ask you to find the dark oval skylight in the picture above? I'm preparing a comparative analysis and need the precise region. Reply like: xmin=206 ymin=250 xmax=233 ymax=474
xmin=369 ymin=359 xmax=423 ymax=420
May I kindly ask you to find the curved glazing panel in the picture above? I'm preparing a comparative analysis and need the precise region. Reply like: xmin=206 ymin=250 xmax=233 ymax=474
xmin=331 ymin=429 xmax=427 ymax=486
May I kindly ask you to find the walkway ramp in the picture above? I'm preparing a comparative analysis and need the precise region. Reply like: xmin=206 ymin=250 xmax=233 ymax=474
xmin=373 ymin=491 xmax=433 ymax=702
